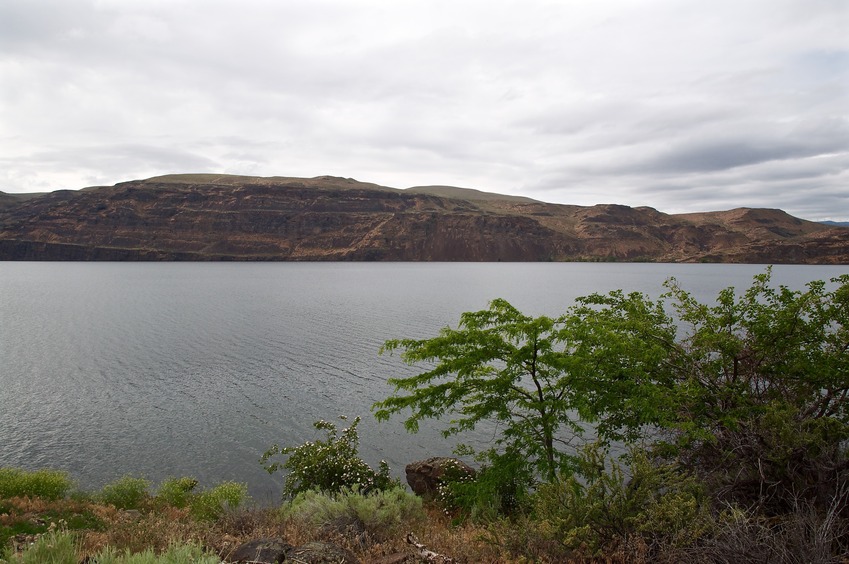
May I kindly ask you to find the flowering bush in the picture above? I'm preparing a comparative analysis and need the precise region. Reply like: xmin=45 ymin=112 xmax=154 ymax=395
xmin=261 ymin=416 xmax=397 ymax=498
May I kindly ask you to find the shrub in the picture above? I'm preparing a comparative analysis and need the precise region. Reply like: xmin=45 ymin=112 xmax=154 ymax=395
xmin=534 ymin=443 xmax=713 ymax=557
xmin=284 ymin=486 xmax=424 ymax=541
xmin=376 ymin=271 xmax=849 ymax=517
xmin=261 ymin=416 xmax=398 ymax=498
xmin=90 ymin=542 xmax=221 ymax=563
xmin=438 ymin=449 xmax=533 ymax=522
xmin=1 ymin=529 xmax=76 ymax=564
xmin=0 ymin=468 xmax=73 ymax=501
xmin=98 ymin=476 xmax=151 ymax=510
xmin=2 ymin=530 xmax=220 ymax=564
xmin=188 ymin=481 xmax=248 ymax=521
xmin=154 ymin=477 xmax=198 ymax=509
xmin=697 ymin=497 xmax=849 ymax=564
xmin=151 ymin=476 xmax=247 ymax=520
xmin=656 ymin=271 xmax=849 ymax=513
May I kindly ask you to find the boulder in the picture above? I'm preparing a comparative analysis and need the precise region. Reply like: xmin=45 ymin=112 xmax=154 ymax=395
xmin=405 ymin=457 xmax=476 ymax=496
xmin=226 ymin=538 xmax=292 ymax=563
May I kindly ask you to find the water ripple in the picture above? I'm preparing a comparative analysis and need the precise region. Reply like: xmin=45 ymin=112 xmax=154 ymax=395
xmin=1 ymin=262 xmax=845 ymax=499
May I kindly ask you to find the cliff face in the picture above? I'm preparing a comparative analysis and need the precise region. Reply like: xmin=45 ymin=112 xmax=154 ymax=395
xmin=0 ymin=174 xmax=846 ymax=263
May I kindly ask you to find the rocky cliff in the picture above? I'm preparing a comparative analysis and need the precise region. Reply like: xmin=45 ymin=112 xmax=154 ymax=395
xmin=0 ymin=174 xmax=846 ymax=263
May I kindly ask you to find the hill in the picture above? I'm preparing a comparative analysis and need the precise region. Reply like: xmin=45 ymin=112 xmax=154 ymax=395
xmin=0 ymin=174 xmax=847 ymax=263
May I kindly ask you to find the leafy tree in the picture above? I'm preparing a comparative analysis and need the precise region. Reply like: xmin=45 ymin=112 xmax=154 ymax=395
xmin=561 ymin=289 xmax=678 ymax=441
xmin=569 ymin=269 xmax=849 ymax=511
xmin=375 ymin=270 xmax=849 ymax=513
xmin=655 ymin=270 xmax=849 ymax=511
xmin=374 ymin=299 xmax=579 ymax=481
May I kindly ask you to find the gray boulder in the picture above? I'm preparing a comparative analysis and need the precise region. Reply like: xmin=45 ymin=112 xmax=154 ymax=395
xmin=226 ymin=539 xmax=359 ymax=564
xmin=226 ymin=538 xmax=292 ymax=563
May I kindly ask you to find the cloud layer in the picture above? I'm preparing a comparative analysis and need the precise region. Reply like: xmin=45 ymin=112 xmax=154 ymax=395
xmin=1 ymin=0 xmax=847 ymax=220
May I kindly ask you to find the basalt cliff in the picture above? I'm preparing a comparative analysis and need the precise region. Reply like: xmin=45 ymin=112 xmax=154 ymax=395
xmin=0 ymin=174 xmax=847 ymax=263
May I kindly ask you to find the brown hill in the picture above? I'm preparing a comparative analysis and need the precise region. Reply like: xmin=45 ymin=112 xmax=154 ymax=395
xmin=0 ymin=174 xmax=846 ymax=263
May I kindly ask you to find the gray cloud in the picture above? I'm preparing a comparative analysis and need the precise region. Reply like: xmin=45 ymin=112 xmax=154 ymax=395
xmin=631 ymin=136 xmax=844 ymax=175
xmin=1 ymin=0 xmax=847 ymax=220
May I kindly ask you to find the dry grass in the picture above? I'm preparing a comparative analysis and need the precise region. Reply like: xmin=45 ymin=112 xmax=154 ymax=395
xmin=2 ymin=495 xmax=568 ymax=563
xmin=7 ymin=493 xmax=847 ymax=563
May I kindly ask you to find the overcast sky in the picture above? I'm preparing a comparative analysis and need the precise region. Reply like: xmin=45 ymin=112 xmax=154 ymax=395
xmin=1 ymin=0 xmax=847 ymax=220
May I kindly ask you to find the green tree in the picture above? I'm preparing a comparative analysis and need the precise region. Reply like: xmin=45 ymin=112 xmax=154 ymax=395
xmin=375 ymin=271 xmax=849 ymax=510
xmin=562 ymin=289 xmax=678 ymax=442
xmin=373 ymin=298 xmax=670 ymax=481
xmin=374 ymin=299 xmax=574 ymax=481
xmin=656 ymin=270 xmax=849 ymax=511
xmin=570 ymin=269 xmax=849 ymax=511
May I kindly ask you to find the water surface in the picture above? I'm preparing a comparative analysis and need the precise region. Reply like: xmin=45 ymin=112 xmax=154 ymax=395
xmin=1 ymin=262 xmax=845 ymax=500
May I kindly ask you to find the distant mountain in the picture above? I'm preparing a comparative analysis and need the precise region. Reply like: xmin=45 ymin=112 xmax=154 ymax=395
xmin=0 ymin=191 xmax=42 ymax=211
xmin=821 ymin=220 xmax=849 ymax=227
xmin=1 ymin=174 xmax=847 ymax=263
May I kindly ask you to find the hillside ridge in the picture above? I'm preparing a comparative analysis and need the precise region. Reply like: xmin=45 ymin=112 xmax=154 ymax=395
xmin=0 ymin=174 xmax=846 ymax=263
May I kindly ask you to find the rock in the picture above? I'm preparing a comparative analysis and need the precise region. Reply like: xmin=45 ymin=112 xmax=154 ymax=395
xmin=120 ymin=509 xmax=142 ymax=521
xmin=225 ymin=539 xmax=359 ymax=564
xmin=226 ymin=538 xmax=292 ymax=563
xmin=405 ymin=457 xmax=476 ymax=496
xmin=286 ymin=541 xmax=359 ymax=563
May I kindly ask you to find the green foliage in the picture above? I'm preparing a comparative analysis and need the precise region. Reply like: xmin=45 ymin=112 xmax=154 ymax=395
xmin=374 ymin=297 xmax=676 ymax=482
xmin=1 ymin=530 xmax=76 ymax=564
xmin=261 ymin=416 xmax=398 ymax=498
xmin=439 ymin=450 xmax=534 ymax=522
xmin=656 ymin=270 xmax=849 ymax=511
xmin=154 ymin=477 xmax=198 ymax=509
xmin=379 ymin=270 xmax=849 ymax=515
xmin=1 ymin=530 xmax=219 ymax=564
xmin=153 ymin=477 xmax=247 ymax=520
xmin=90 ymin=542 xmax=221 ymax=564
xmin=98 ymin=476 xmax=151 ymax=510
xmin=562 ymin=289 xmax=678 ymax=440
xmin=534 ymin=443 xmax=712 ymax=557
xmin=0 ymin=468 xmax=73 ymax=501
xmin=284 ymin=486 xmax=424 ymax=541
xmin=188 ymin=481 xmax=248 ymax=521
xmin=375 ymin=300 xmax=584 ymax=482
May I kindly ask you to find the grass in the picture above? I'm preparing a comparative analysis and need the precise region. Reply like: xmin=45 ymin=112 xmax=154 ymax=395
xmin=0 ymin=467 xmax=536 ymax=563
xmin=98 ymin=476 xmax=151 ymax=511
xmin=2 ymin=466 xmax=847 ymax=563
xmin=1 ymin=529 xmax=220 ymax=564
xmin=0 ymin=497 xmax=105 ymax=549
xmin=0 ymin=469 xmax=73 ymax=501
